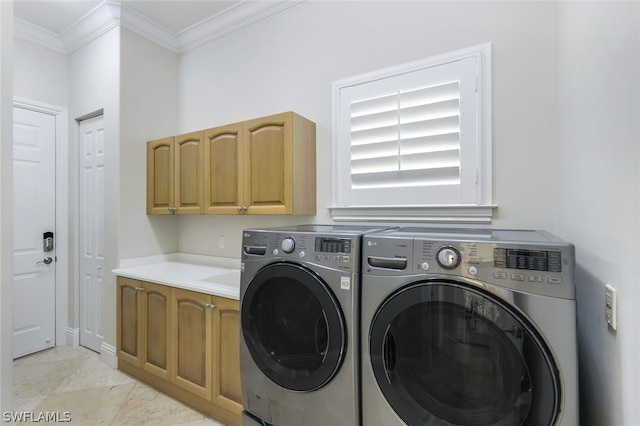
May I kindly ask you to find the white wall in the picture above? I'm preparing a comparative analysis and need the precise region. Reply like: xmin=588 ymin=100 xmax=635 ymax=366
xmin=176 ymin=2 xmax=640 ymax=422
xmin=0 ymin=0 xmax=13 ymax=414
xmin=553 ymin=2 xmax=640 ymax=424
xmin=178 ymin=1 xmax=559 ymax=255
xmin=13 ymin=37 xmax=68 ymax=107
xmin=69 ymin=27 xmax=120 ymax=356
xmin=120 ymin=28 xmax=179 ymax=260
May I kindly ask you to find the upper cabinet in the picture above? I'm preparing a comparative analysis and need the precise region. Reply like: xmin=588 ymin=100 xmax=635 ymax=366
xmin=242 ymin=112 xmax=316 ymax=215
xmin=147 ymin=136 xmax=174 ymax=214
xmin=150 ymin=111 xmax=316 ymax=216
xmin=175 ymin=131 xmax=205 ymax=214
xmin=147 ymin=131 xmax=204 ymax=215
xmin=204 ymin=123 xmax=243 ymax=215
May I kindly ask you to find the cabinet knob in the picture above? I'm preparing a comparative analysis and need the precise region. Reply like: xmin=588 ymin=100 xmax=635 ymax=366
xmin=204 ymin=303 xmax=216 ymax=310
xmin=134 ymin=287 xmax=145 ymax=293
xmin=168 ymin=207 xmax=177 ymax=214
xmin=236 ymin=206 xmax=247 ymax=213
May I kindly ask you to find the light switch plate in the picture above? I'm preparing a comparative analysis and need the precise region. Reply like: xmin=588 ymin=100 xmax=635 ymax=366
xmin=605 ymin=284 xmax=617 ymax=330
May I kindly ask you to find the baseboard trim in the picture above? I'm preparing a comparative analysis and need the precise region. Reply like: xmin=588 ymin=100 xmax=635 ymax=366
xmin=65 ymin=327 xmax=79 ymax=347
xmin=99 ymin=342 xmax=117 ymax=369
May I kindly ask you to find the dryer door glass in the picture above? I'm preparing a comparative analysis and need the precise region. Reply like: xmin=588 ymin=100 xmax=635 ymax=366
xmin=241 ymin=262 xmax=346 ymax=392
xmin=369 ymin=280 xmax=561 ymax=426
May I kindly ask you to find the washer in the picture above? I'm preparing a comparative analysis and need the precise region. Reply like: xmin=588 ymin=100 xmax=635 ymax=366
xmin=361 ymin=228 xmax=578 ymax=426
xmin=240 ymin=224 xmax=385 ymax=426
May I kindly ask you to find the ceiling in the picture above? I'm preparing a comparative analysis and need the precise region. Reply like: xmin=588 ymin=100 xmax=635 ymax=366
xmin=13 ymin=0 xmax=301 ymax=54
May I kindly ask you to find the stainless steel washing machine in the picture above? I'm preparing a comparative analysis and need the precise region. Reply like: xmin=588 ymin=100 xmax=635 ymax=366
xmin=361 ymin=228 xmax=579 ymax=426
xmin=240 ymin=224 xmax=385 ymax=426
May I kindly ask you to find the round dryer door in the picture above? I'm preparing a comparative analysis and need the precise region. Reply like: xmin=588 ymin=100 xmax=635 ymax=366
xmin=241 ymin=262 xmax=346 ymax=392
xmin=369 ymin=280 xmax=561 ymax=426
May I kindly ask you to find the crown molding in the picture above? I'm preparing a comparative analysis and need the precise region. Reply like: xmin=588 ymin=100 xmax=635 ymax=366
xmin=118 ymin=3 xmax=179 ymax=53
xmin=14 ymin=17 xmax=68 ymax=54
xmin=176 ymin=0 xmax=303 ymax=53
xmin=14 ymin=0 xmax=302 ymax=55
xmin=61 ymin=2 xmax=121 ymax=54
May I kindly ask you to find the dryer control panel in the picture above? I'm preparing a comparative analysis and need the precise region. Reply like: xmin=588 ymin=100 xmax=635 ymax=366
xmin=363 ymin=228 xmax=575 ymax=300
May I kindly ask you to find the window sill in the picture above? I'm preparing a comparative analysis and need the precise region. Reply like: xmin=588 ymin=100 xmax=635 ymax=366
xmin=328 ymin=205 xmax=497 ymax=225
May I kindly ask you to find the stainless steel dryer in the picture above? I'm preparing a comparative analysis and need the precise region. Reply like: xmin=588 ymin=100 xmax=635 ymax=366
xmin=361 ymin=228 xmax=579 ymax=426
xmin=240 ymin=224 xmax=385 ymax=426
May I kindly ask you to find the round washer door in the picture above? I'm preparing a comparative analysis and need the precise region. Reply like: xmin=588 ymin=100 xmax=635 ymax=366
xmin=369 ymin=280 xmax=561 ymax=426
xmin=242 ymin=262 xmax=346 ymax=392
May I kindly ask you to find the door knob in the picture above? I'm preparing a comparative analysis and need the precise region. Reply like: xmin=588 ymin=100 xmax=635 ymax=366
xmin=37 ymin=257 xmax=53 ymax=265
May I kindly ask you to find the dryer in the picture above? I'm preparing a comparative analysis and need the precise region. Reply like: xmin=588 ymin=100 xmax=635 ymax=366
xmin=240 ymin=224 xmax=384 ymax=426
xmin=361 ymin=228 xmax=578 ymax=426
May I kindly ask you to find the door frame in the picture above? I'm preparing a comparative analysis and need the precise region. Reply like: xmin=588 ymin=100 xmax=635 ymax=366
xmin=13 ymin=97 xmax=69 ymax=349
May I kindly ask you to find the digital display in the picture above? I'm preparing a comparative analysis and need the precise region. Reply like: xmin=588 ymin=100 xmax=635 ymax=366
xmin=315 ymin=237 xmax=351 ymax=254
xmin=508 ymin=250 xmax=547 ymax=258
xmin=494 ymin=248 xmax=561 ymax=272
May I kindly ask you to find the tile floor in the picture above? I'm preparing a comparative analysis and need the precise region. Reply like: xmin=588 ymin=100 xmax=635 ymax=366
xmin=12 ymin=345 xmax=226 ymax=425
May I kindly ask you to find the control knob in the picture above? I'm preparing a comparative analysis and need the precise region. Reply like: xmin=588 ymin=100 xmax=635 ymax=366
xmin=281 ymin=237 xmax=296 ymax=253
xmin=436 ymin=246 xmax=461 ymax=270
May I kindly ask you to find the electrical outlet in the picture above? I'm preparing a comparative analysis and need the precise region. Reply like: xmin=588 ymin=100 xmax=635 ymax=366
xmin=605 ymin=284 xmax=617 ymax=330
xmin=219 ymin=236 xmax=226 ymax=249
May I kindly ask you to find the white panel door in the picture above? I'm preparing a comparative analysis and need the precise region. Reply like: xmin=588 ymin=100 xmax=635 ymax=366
xmin=12 ymin=107 xmax=56 ymax=358
xmin=79 ymin=115 xmax=105 ymax=353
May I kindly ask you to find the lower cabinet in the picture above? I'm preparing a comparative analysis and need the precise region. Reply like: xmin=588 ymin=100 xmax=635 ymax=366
xmin=117 ymin=277 xmax=242 ymax=425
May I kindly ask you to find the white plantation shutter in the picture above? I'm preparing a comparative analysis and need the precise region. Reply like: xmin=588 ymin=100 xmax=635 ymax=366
xmin=350 ymin=80 xmax=462 ymax=190
xmin=332 ymin=45 xmax=491 ymax=214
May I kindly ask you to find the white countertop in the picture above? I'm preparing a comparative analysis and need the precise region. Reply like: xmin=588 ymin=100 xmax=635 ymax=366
xmin=112 ymin=253 xmax=241 ymax=300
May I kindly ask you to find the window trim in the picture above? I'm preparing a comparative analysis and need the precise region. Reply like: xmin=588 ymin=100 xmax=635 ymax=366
xmin=331 ymin=43 xmax=495 ymax=224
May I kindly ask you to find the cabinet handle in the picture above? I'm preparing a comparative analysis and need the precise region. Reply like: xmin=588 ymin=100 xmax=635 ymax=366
xmin=134 ymin=287 xmax=145 ymax=293
xmin=204 ymin=303 xmax=216 ymax=310
xmin=168 ymin=206 xmax=177 ymax=214
xmin=236 ymin=206 xmax=248 ymax=214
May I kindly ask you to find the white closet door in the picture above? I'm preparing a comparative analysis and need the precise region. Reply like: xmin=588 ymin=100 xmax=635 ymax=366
xmin=79 ymin=115 xmax=105 ymax=353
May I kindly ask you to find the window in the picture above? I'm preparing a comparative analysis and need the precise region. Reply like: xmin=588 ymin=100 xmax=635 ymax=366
xmin=331 ymin=44 xmax=494 ymax=223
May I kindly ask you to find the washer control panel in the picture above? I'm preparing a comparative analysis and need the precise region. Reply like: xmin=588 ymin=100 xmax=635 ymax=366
xmin=241 ymin=229 xmax=361 ymax=272
xmin=363 ymin=229 xmax=575 ymax=300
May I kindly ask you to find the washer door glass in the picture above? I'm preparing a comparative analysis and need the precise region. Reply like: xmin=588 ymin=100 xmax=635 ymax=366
xmin=369 ymin=281 xmax=560 ymax=426
xmin=242 ymin=262 xmax=346 ymax=392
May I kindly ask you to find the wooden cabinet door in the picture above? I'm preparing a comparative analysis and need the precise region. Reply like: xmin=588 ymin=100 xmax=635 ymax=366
xmin=243 ymin=111 xmax=316 ymax=215
xmin=141 ymin=281 xmax=172 ymax=380
xmin=117 ymin=277 xmax=142 ymax=367
xmin=147 ymin=137 xmax=174 ymax=214
xmin=204 ymin=123 xmax=243 ymax=214
xmin=212 ymin=297 xmax=242 ymax=414
xmin=243 ymin=112 xmax=290 ymax=214
xmin=171 ymin=288 xmax=213 ymax=400
xmin=175 ymin=131 xmax=204 ymax=214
